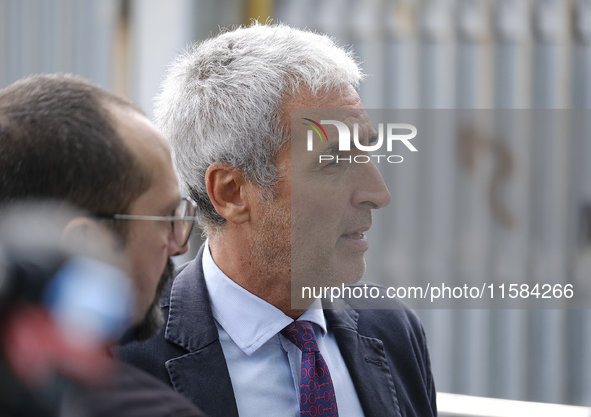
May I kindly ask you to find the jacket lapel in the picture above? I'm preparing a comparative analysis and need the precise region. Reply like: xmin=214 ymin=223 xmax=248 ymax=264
xmin=162 ymin=245 xmax=239 ymax=417
xmin=162 ymin=246 xmax=400 ymax=417
xmin=324 ymin=301 xmax=401 ymax=417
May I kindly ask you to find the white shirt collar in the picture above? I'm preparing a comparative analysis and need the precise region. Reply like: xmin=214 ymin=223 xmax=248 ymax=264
xmin=202 ymin=241 xmax=326 ymax=356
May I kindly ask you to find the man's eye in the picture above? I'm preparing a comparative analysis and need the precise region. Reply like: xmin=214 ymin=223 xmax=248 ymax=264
xmin=320 ymin=157 xmax=338 ymax=169
xmin=326 ymin=160 xmax=338 ymax=167
xmin=324 ymin=154 xmax=351 ymax=168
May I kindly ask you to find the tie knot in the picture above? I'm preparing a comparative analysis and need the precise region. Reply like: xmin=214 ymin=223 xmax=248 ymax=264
xmin=280 ymin=321 xmax=319 ymax=353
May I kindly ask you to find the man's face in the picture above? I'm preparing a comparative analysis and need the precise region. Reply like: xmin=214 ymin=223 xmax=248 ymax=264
xmin=251 ymin=86 xmax=391 ymax=301
xmin=110 ymin=107 xmax=188 ymax=331
xmin=289 ymin=86 xmax=391 ymax=292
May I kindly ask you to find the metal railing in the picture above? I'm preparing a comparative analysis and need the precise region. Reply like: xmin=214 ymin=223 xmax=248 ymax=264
xmin=438 ymin=392 xmax=591 ymax=417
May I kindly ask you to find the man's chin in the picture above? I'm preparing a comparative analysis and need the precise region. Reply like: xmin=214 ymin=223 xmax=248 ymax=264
xmin=119 ymin=258 xmax=174 ymax=344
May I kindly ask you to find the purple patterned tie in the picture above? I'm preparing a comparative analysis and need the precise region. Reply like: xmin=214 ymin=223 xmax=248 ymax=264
xmin=281 ymin=321 xmax=339 ymax=417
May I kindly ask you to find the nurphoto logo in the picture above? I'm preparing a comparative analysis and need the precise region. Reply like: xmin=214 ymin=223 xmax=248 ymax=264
xmin=303 ymin=118 xmax=418 ymax=164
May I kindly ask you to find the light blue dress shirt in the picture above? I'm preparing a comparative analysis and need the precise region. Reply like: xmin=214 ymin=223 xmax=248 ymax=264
xmin=202 ymin=242 xmax=365 ymax=417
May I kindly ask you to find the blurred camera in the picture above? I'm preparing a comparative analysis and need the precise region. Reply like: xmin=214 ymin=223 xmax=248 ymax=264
xmin=0 ymin=201 xmax=134 ymax=347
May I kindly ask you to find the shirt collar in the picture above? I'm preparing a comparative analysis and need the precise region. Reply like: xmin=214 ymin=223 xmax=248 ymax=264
xmin=202 ymin=241 xmax=326 ymax=355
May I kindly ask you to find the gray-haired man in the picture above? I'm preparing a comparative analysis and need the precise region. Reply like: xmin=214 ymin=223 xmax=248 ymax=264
xmin=118 ymin=23 xmax=437 ymax=417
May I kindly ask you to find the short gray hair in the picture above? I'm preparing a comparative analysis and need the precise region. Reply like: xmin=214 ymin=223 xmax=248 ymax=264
xmin=155 ymin=22 xmax=364 ymax=232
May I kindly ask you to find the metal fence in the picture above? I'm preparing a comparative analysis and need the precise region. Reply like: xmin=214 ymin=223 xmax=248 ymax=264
xmin=276 ymin=0 xmax=591 ymax=407
xmin=437 ymin=392 xmax=591 ymax=416
xmin=0 ymin=0 xmax=118 ymax=92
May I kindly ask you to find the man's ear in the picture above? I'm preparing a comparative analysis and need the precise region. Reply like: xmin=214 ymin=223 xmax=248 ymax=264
xmin=205 ymin=163 xmax=251 ymax=224
xmin=62 ymin=216 xmax=103 ymax=241
xmin=62 ymin=217 xmax=128 ymax=270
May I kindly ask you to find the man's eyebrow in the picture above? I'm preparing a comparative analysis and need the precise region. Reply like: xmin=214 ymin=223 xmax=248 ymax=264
xmin=318 ymin=131 xmax=377 ymax=154
xmin=319 ymin=141 xmax=355 ymax=155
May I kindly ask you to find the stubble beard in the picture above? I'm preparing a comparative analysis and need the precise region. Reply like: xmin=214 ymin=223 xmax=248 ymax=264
xmin=123 ymin=258 xmax=174 ymax=343
xmin=250 ymin=198 xmax=292 ymax=296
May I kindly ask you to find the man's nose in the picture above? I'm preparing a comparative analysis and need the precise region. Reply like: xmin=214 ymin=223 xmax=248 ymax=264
xmin=351 ymin=162 xmax=391 ymax=210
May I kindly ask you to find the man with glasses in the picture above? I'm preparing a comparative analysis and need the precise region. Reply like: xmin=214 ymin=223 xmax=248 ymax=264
xmin=0 ymin=74 xmax=205 ymax=416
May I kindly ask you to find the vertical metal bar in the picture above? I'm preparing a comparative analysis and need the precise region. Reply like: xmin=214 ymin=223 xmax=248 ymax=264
xmin=72 ymin=0 xmax=88 ymax=77
xmin=6 ymin=0 xmax=24 ymax=84
xmin=414 ymin=0 xmax=457 ymax=395
xmin=452 ymin=0 xmax=493 ymax=398
xmin=489 ymin=0 xmax=531 ymax=402
xmin=418 ymin=0 xmax=455 ymax=109
xmin=571 ymin=0 xmax=591 ymax=406
xmin=527 ymin=109 xmax=570 ymax=403
xmin=494 ymin=0 xmax=530 ymax=109
xmin=573 ymin=0 xmax=591 ymax=109
xmin=421 ymin=110 xmax=459 ymax=394
xmin=315 ymin=0 xmax=353 ymax=45
xmin=60 ymin=0 xmax=74 ymax=72
xmin=488 ymin=109 xmax=532 ymax=401
xmin=567 ymin=111 xmax=591 ymax=406
xmin=351 ymin=0 xmax=386 ymax=108
xmin=129 ymin=0 xmax=196 ymax=119
xmin=274 ymin=0 xmax=319 ymax=31
xmin=452 ymin=111 xmax=494 ymax=396
xmin=456 ymin=0 xmax=498 ymax=399
xmin=27 ymin=0 xmax=38 ymax=74
xmin=0 ymin=0 xmax=7 ymax=87
xmin=528 ymin=0 xmax=570 ymax=404
xmin=456 ymin=0 xmax=487 ymax=109
xmin=384 ymin=0 xmax=419 ymax=109
xmin=374 ymin=1 xmax=418 ymax=298
xmin=532 ymin=0 xmax=568 ymax=109
xmin=53 ymin=0 xmax=65 ymax=74
xmin=37 ymin=0 xmax=56 ymax=73
xmin=93 ymin=0 xmax=119 ymax=89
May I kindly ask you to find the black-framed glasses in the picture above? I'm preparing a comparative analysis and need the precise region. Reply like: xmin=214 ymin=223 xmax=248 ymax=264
xmin=95 ymin=196 xmax=198 ymax=247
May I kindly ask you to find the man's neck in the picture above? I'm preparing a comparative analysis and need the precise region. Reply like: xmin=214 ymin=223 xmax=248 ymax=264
xmin=208 ymin=239 xmax=309 ymax=319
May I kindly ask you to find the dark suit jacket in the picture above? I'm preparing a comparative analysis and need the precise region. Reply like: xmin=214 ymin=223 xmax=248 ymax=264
xmin=64 ymin=361 xmax=208 ymax=417
xmin=115 ymin=246 xmax=437 ymax=417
